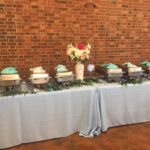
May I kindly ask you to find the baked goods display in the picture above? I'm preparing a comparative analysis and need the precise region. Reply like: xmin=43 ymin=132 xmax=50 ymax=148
xmin=96 ymin=63 xmax=123 ymax=82
xmin=122 ymin=62 xmax=142 ymax=72
xmin=140 ymin=61 xmax=150 ymax=70
xmin=0 ymin=74 xmax=20 ymax=81
xmin=0 ymin=67 xmax=21 ymax=87
xmin=0 ymin=61 xmax=149 ymax=94
xmin=29 ymin=67 xmax=50 ymax=85
xmin=120 ymin=62 xmax=143 ymax=78
xmin=55 ymin=65 xmax=74 ymax=82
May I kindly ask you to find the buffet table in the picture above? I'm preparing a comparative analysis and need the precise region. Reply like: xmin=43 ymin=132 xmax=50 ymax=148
xmin=1 ymin=81 xmax=150 ymax=149
xmin=0 ymin=86 xmax=101 ymax=149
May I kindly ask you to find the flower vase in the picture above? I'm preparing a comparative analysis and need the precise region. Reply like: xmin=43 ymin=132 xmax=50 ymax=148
xmin=75 ymin=62 xmax=84 ymax=80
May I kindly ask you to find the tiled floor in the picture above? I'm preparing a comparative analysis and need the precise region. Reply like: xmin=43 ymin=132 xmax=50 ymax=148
xmin=5 ymin=122 xmax=150 ymax=150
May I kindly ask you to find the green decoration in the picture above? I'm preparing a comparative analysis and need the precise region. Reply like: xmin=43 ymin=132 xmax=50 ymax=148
xmin=0 ymin=91 xmax=36 ymax=97
xmin=120 ymin=78 xmax=142 ymax=86
xmin=1 ymin=67 xmax=18 ymax=74
xmin=141 ymin=61 xmax=150 ymax=67
xmin=0 ymin=76 xmax=143 ymax=97
xmin=123 ymin=62 xmax=137 ymax=68
xmin=44 ymin=78 xmax=100 ymax=92
xmin=102 ymin=63 xmax=118 ymax=69
xmin=55 ymin=65 xmax=68 ymax=72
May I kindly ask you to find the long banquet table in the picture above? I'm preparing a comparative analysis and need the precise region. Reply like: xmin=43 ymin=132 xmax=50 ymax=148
xmin=1 ymin=81 xmax=150 ymax=149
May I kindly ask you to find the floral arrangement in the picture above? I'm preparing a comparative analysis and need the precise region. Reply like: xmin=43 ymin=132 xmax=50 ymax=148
xmin=67 ymin=43 xmax=91 ymax=63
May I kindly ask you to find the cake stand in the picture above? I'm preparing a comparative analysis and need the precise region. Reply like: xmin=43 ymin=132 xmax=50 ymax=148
xmin=29 ymin=77 xmax=51 ymax=90
xmin=0 ymin=79 xmax=21 ymax=91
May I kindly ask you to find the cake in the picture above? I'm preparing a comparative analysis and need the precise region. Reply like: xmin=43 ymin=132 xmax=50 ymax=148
xmin=0 ymin=67 xmax=21 ymax=87
xmin=122 ymin=62 xmax=142 ymax=72
xmin=97 ymin=63 xmax=123 ymax=74
xmin=96 ymin=63 xmax=123 ymax=82
xmin=30 ymin=67 xmax=46 ymax=74
xmin=107 ymin=68 xmax=122 ymax=73
xmin=30 ymin=74 xmax=49 ymax=79
xmin=128 ymin=67 xmax=142 ymax=72
xmin=29 ymin=66 xmax=50 ymax=85
xmin=140 ymin=61 xmax=150 ymax=71
xmin=55 ymin=65 xmax=74 ymax=82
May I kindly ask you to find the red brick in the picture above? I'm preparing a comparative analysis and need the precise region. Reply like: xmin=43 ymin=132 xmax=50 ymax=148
xmin=0 ymin=0 xmax=150 ymax=78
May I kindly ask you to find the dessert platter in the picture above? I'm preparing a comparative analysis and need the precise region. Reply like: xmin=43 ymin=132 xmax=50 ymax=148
xmin=96 ymin=63 xmax=124 ymax=82
xmin=55 ymin=65 xmax=74 ymax=83
xmin=120 ymin=62 xmax=144 ymax=80
xmin=0 ymin=67 xmax=21 ymax=90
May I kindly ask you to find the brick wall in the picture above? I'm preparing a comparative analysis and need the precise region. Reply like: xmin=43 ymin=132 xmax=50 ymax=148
xmin=0 ymin=0 xmax=150 ymax=78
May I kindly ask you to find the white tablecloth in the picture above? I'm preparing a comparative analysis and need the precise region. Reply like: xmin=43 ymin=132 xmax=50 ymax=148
xmin=0 ymin=86 xmax=101 ymax=149
xmin=97 ymin=82 xmax=150 ymax=132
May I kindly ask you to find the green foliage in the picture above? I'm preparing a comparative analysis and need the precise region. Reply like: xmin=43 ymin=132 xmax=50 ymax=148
xmin=84 ymin=77 xmax=100 ymax=84
xmin=120 ymin=78 xmax=142 ymax=86
xmin=0 ymin=90 xmax=36 ymax=97
xmin=45 ymin=83 xmax=63 ymax=91
xmin=70 ymin=80 xmax=88 ymax=87
xmin=44 ymin=77 xmax=100 ymax=91
xmin=0 ymin=76 xmax=144 ymax=97
xmin=0 ymin=77 xmax=102 ymax=97
xmin=69 ymin=78 xmax=100 ymax=87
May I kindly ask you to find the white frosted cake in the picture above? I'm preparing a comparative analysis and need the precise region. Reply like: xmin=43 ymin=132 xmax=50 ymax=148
xmin=30 ymin=67 xmax=46 ymax=74
xmin=29 ymin=66 xmax=50 ymax=84
xmin=30 ymin=73 xmax=49 ymax=79
xmin=128 ymin=67 xmax=142 ymax=72
xmin=107 ymin=68 xmax=123 ymax=73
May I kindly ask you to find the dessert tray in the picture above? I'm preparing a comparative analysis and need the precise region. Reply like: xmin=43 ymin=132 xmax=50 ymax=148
xmin=55 ymin=65 xmax=74 ymax=83
xmin=120 ymin=62 xmax=144 ymax=79
xmin=0 ymin=67 xmax=21 ymax=90
xmin=56 ymin=72 xmax=74 ymax=82
xmin=96 ymin=63 xmax=124 ymax=82
xmin=29 ymin=67 xmax=51 ymax=87
xmin=140 ymin=61 xmax=150 ymax=80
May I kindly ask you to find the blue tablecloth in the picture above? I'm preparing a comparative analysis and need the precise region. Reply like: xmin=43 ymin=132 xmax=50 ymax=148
xmin=97 ymin=82 xmax=150 ymax=132
xmin=1 ymin=81 xmax=150 ymax=149
xmin=0 ymin=86 xmax=101 ymax=149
